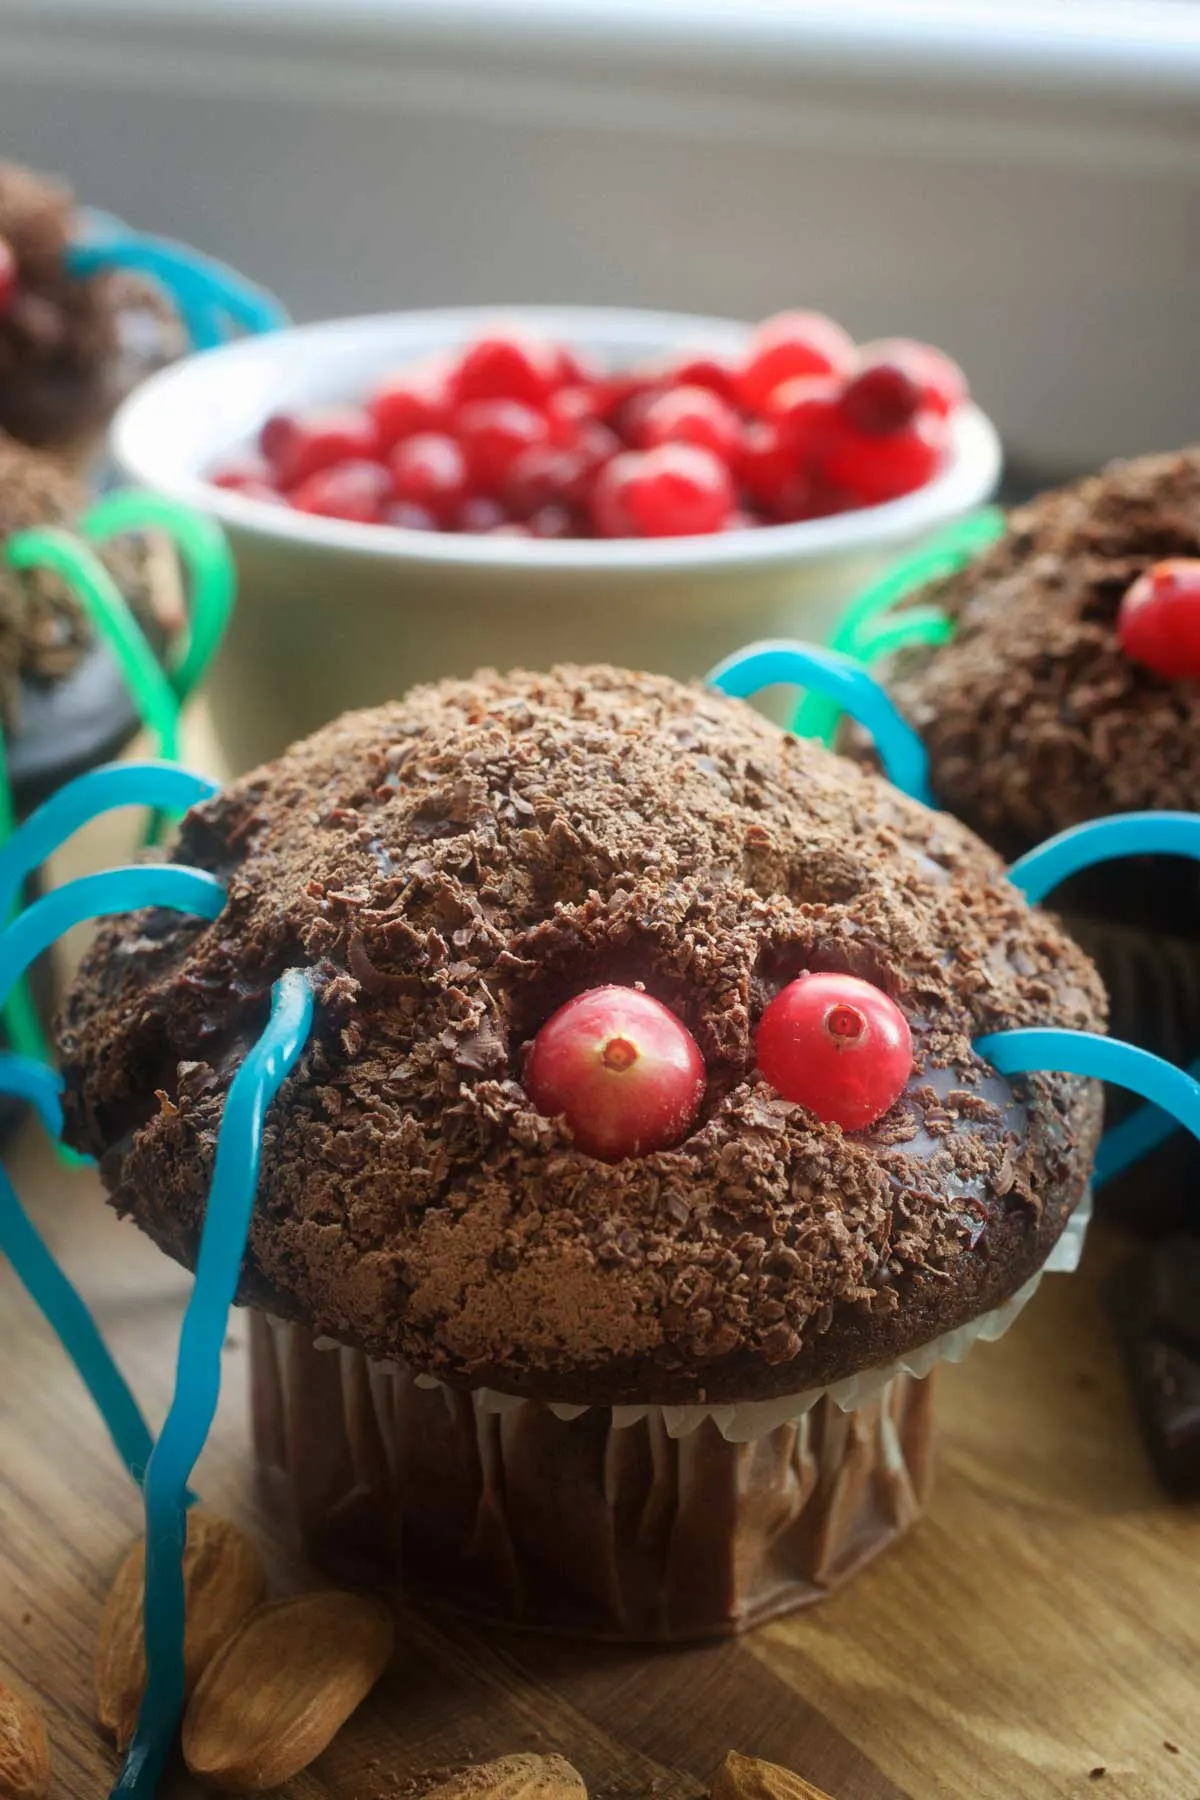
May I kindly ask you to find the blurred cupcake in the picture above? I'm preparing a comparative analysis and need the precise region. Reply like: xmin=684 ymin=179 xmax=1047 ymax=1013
xmin=0 ymin=162 xmax=185 ymax=459
xmin=58 ymin=666 xmax=1103 ymax=1639
xmin=0 ymin=428 xmax=163 ymax=794
xmin=839 ymin=447 xmax=1200 ymax=1229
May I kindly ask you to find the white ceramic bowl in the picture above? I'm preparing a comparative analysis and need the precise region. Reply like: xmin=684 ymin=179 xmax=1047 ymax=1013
xmin=113 ymin=305 xmax=1001 ymax=772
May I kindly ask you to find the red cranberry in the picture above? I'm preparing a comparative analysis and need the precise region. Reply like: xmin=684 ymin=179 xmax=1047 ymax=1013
xmin=548 ymin=383 xmax=603 ymax=443
xmin=369 ymin=360 xmax=452 ymax=449
xmin=456 ymin=494 xmax=509 ymax=533
xmin=737 ymin=420 xmax=810 ymax=521
xmin=666 ymin=355 xmax=740 ymax=404
xmin=819 ymin=411 xmax=948 ymax=506
xmin=385 ymin=500 xmax=440 ymax=531
xmin=452 ymin=331 xmax=561 ymax=407
xmin=215 ymin=476 xmax=282 ymax=504
xmin=504 ymin=444 xmax=587 ymax=518
xmin=290 ymin=459 xmax=392 ymax=523
xmin=738 ymin=311 xmax=856 ymax=414
xmin=529 ymin=503 xmax=578 ymax=539
xmin=389 ymin=432 xmax=468 ymax=525
xmin=591 ymin=444 xmax=734 ymax=538
xmin=261 ymin=408 xmax=380 ymax=489
xmin=1117 ymin=560 xmax=1200 ymax=682
xmin=839 ymin=361 xmax=922 ymax=435
xmin=756 ymin=973 xmax=912 ymax=1131
xmin=456 ymin=398 xmax=550 ymax=494
xmin=0 ymin=236 xmax=16 ymax=317
xmin=764 ymin=376 xmax=844 ymax=460
xmin=553 ymin=344 xmax=598 ymax=387
xmin=210 ymin=454 xmax=273 ymax=492
xmin=857 ymin=339 xmax=967 ymax=418
xmin=606 ymin=381 xmax=669 ymax=445
xmin=525 ymin=986 xmax=705 ymax=1160
xmin=637 ymin=385 xmax=742 ymax=462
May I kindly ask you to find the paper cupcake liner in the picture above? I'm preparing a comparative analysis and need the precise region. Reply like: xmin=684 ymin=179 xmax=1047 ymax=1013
xmin=248 ymin=1198 xmax=1088 ymax=1641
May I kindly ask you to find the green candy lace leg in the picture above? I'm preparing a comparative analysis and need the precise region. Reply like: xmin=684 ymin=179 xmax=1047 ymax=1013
xmin=790 ymin=507 xmax=1004 ymax=744
xmin=6 ymin=528 xmax=183 ymax=845
xmin=6 ymin=530 xmax=181 ymax=763
xmin=78 ymin=493 xmax=236 ymax=704
xmin=0 ymin=730 xmax=53 ymax=1068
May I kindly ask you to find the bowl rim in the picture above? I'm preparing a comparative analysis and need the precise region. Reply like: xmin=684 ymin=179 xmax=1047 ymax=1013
xmin=112 ymin=302 xmax=1002 ymax=574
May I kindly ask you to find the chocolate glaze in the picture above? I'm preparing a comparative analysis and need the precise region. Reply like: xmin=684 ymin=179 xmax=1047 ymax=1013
xmin=59 ymin=666 xmax=1105 ymax=1405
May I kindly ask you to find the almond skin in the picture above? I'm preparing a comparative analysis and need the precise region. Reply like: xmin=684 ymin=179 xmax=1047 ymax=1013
xmin=0 ymin=1682 xmax=50 ymax=1800
xmin=182 ymin=1591 xmax=394 ymax=1791
xmin=95 ymin=1510 xmax=266 ymax=1751
xmin=711 ymin=1751 xmax=833 ymax=1800
xmin=421 ymin=1754 xmax=588 ymax=1800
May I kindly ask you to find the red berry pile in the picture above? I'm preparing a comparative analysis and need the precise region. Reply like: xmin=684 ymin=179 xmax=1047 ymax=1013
xmin=210 ymin=313 xmax=968 ymax=538
xmin=1117 ymin=560 xmax=1200 ymax=682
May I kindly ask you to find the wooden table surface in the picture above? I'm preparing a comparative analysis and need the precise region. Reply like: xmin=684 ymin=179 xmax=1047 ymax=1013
xmin=1 ymin=737 xmax=1198 ymax=1800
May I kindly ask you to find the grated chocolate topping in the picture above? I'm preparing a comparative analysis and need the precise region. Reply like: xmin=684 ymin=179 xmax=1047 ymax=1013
xmin=58 ymin=666 xmax=1106 ymax=1404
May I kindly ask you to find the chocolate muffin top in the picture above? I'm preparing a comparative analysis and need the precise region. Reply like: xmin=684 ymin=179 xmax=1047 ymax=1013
xmin=870 ymin=448 xmax=1200 ymax=858
xmin=59 ymin=667 xmax=1105 ymax=1405
xmin=0 ymin=162 xmax=181 ymax=451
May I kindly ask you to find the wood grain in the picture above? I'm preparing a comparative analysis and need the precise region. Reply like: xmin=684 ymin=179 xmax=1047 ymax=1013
xmin=1 ymin=739 xmax=1198 ymax=1800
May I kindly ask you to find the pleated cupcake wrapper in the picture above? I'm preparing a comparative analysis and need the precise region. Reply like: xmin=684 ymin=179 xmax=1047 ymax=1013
xmin=307 ymin=1191 xmax=1091 ymax=1445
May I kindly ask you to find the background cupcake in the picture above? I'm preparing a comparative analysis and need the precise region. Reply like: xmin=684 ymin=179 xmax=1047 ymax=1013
xmin=57 ymin=666 xmax=1103 ymax=1639
xmin=839 ymin=449 xmax=1200 ymax=1230
xmin=0 ymin=162 xmax=184 ymax=459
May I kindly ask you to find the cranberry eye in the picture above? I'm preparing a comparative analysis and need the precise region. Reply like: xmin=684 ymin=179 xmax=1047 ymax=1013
xmin=755 ymin=972 xmax=912 ymax=1131
xmin=525 ymin=985 xmax=705 ymax=1161
xmin=1117 ymin=560 xmax=1200 ymax=682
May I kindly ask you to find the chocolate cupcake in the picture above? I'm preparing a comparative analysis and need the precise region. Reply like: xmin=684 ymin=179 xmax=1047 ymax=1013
xmin=57 ymin=666 xmax=1104 ymax=1639
xmin=0 ymin=163 xmax=184 ymax=460
xmin=841 ymin=449 xmax=1200 ymax=1229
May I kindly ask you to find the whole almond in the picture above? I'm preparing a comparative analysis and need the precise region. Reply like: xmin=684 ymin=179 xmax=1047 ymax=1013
xmin=0 ymin=1682 xmax=50 ymax=1800
xmin=182 ymin=1591 xmax=394 ymax=1791
xmin=421 ymin=1754 xmax=588 ymax=1800
xmin=96 ymin=1510 xmax=266 ymax=1750
xmin=711 ymin=1751 xmax=833 ymax=1800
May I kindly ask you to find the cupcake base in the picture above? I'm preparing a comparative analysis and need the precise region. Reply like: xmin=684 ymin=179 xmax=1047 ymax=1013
xmin=249 ymin=1315 xmax=936 ymax=1642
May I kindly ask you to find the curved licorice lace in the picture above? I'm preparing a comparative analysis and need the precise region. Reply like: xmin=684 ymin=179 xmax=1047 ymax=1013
xmin=0 ymin=763 xmax=314 ymax=1794
xmin=1007 ymin=813 xmax=1200 ymax=1182
xmin=66 ymin=212 xmax=288 ymax=350
xmin=707 ymin=639 xmax=934 ymax=806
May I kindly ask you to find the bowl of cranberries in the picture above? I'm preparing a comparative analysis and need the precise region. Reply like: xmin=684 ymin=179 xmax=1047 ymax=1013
xmin=112 ymin=304 xmax=999 ymax=772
